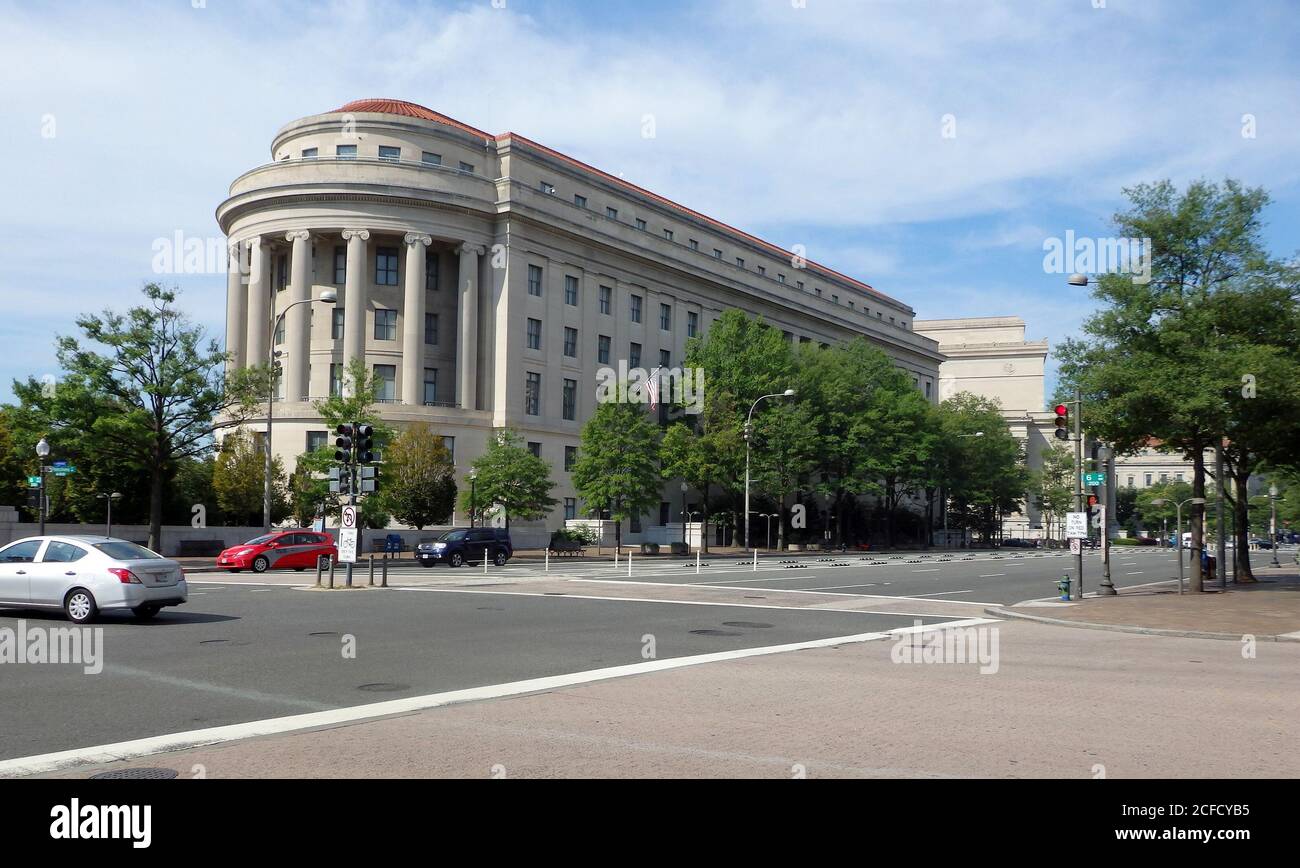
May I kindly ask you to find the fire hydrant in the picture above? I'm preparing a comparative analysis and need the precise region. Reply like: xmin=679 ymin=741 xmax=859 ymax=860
xmin=1057 ymin=576 xmax=1071 ymax=601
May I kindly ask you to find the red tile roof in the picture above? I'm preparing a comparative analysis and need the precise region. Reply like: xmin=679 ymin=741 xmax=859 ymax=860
xmin=329 ymin=99 xmax=905 ymax=310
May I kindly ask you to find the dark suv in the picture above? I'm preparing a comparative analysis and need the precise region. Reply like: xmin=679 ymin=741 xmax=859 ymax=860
xmin=416 ymin=528 xmax=513 ymax=568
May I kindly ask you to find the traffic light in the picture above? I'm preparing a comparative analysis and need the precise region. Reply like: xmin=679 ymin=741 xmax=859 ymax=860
xmin=1053 ymin=403 xmax=1070 ymax=441
xmin=356 ymin=424 xmax=375 ymax=463
xmin=334 ymin=423 xmax=354 ymax=463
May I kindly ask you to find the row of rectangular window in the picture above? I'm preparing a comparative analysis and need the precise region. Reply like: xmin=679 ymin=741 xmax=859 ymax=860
xmin=535 ymin=179 xmax=905 ymax=328
xmin=303 ymin=144 xmax=473 ymax=173
xmin=524 ymin=268 xmax=699 ymax=336
xmin=331 ymin=245 xmax=440 ymax=290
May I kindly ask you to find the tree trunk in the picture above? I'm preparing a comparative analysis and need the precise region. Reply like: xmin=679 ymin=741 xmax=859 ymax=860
xmin=1233 ymin=469 xmax=1257 ymax=582
xmin=148 ymin=462 xmax=164 ymax=552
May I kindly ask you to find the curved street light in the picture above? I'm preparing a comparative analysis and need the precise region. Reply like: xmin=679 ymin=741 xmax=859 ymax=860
xmin=1151 ymin=496 xmax=1207 ymax=594
xmin=35 ymin=437 xmax=50 ymax=535
xmin=743 ymin=389 xmax=796 ymax=551
xmin=263 ymin=289 xmax=338 ymax=533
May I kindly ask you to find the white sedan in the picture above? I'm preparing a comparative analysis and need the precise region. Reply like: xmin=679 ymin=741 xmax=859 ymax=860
xmin=0 ymin=536 xmax=188 ymax=623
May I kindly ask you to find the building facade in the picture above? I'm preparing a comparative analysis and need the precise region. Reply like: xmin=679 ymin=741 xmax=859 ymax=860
xmin=218 ymin=99 xmax=944 ymax=538
xmin=914 ymin=316 xmax=1057 ymax=540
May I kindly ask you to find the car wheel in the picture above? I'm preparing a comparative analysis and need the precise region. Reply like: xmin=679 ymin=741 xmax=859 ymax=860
xmin=64 ymin=588 xmax=97 ymax=624
xmin=449 ymin=552 xmax=464 ymax=568
xmin=131 ymin=604 xmax=161 ymax=620
xmin=252 ymin=556 xmax=270 ymax=573
xmin=420 ymin=561 xmax=435 ymax=569
xmin=494 ymin=550 xmax=508 ymax=567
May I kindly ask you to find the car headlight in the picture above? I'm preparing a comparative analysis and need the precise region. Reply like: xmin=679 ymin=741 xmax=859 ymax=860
xmin=232 ymin=548 xmax=255 ymax=558
xmin=433 ymin=543 xmax=447 ymax=550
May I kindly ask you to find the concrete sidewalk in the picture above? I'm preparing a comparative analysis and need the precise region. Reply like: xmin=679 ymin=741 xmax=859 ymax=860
xmin=993 ymin=564 xmax=1300 ymax=641
xmin=25 ymin=616 xmax=1300 ymax=779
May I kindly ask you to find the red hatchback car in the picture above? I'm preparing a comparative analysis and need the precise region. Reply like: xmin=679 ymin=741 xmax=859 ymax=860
xmin=216 ymin=531 xmax=337 ymax=573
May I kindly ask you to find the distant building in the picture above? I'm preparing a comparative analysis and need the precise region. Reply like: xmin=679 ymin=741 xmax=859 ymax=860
xmin=914 ymin=316 xmax=1055 ymax=540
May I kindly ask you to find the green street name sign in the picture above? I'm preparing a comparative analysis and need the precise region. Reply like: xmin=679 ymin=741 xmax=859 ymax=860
xmin=27 ymin=476 xmax=41 ymax=488
xmin=1083 ymin=472 xmax=1106 ymax=486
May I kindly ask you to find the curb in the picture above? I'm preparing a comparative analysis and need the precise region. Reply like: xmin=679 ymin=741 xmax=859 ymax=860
xmin=984 ymin=606 xmax=1300 ymax=643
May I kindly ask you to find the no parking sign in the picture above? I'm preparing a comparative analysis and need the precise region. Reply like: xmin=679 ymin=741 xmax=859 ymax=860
xmin=339 ymin=505 xmax=358 ymax=564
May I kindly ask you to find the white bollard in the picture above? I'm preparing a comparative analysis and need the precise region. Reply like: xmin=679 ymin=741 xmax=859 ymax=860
xmin=545 ymin=548 xmax=550 ymax=572
xmin=613 ymin=546 xmax=619 ymax=568
xmin=484 ymin=547 xmax=489 ymax=574
xmin=753 ymin=550 xmax=758 ymax=571
xmin=627 ymin=549 xmax=632 ymax=578
xmin=696 ymin=549 xmax=701 ymax=575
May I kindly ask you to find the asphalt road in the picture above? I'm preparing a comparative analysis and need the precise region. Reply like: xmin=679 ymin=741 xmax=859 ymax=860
xmin=0 ymin=583 xmax=949 ymax=761
xmin=376 ymin=546 xmax=1188 ymax=604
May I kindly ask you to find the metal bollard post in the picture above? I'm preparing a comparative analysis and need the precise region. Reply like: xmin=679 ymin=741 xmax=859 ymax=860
xmin=382 ymin=556 xmax=389 ymax=588
xmin=753 ymin=550 xmax=758 ymax=572
xmin=315 ymin=555 xmax=325 ymax=587
xmin=696 ymin=549 xmax=701 ymax=575
xmin=627 ymin=549 xmax=632 ymax=578
xmin=545 ymin=548 xmax=550 ymax=573
xmin=328 ymin=556 xmax=336 ymax=589
xmin=369 ymin=555 xmax=375 ymax=587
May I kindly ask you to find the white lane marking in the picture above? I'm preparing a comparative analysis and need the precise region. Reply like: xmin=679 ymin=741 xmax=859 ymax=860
xmin=0 ymin=617 xmax=995 ymax=778
xmin=189 ymin=581 xmax=308 ymax=588
xmin=104 ymin=665 xmax=331 ymax=712
xmin=395 ymin=586 xmax=953 ymax=618
xmin=904 ymin=589 xmax=975 ymax=597
xmin=912 ymin=569 xmax=940 ymax=573
xmin=978 ymin=573 xmax=1006 ymax=578
xmin=249 ymin=589 xmax=275 ymax=593
xmin=1125 ymin=571 xmax=1144 ymax=575
xmin=568 ymin=579 xmax=998 ymax=606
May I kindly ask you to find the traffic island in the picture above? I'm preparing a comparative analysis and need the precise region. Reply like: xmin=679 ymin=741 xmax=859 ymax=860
xmin=988 ymin=564 xmax=1300 ymax=641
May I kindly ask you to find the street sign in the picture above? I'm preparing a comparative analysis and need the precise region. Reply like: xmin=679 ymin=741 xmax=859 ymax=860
xmin=338 ymin=527 xmax=358 ymax=564
xmin=1066 ymin=512 xmax=1088 ymax=539
xmin=1083 ymin=472 xmax=1105 ymax=486
xmin=1070 ymin=537 xmax=1081 ymax=555
xmin=52 ymin=466 xmax=76 ymax=476
xmin=52 ymin=460 xmax=68 ymax=468
xmin=341 ymin=504 xmax=357 ymax=529
xmin=27 ymin=476 xmax=40 ymax=488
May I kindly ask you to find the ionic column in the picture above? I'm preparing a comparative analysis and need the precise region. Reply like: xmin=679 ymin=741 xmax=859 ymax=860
xmin=225 ymin=241 xmax=247 ymax=371
xmin=341 ymin=229 xmax=370 ymax=387
xmin=283 ymin=230 xmax=312 ymax=402
xmin=457 ymin=243 xmax=485 ymax=410
xmin=245 ymin=237 xmax=271 ymax=370
xmin=402 ymin=233 xmax=433 ymax=406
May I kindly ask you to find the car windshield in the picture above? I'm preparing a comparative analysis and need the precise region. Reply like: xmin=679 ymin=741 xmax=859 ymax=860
xmin=438 ymin=530 xmax=468 ymax=542
xmin=93 ymin=541 xmax=163 ymax=560
xmin=243 ymin=535 xmax=278 ymax=546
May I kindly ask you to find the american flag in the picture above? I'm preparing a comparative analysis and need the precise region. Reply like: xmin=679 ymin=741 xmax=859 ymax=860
xmin=647 ymin=365 xmax=663 ymax=409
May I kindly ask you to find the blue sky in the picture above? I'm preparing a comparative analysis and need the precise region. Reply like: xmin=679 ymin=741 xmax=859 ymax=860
xmin=1 ymin=0 xmax=1297 ymax=405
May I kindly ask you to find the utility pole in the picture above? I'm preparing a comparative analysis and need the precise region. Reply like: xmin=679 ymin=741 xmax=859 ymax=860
xmin=1073 ymin=388 xmax=1084 ymax=600
xmin=1215 ymin=440 xmax=1227 ymax=589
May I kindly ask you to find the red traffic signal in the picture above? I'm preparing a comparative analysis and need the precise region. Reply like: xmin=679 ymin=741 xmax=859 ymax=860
xmin=1053 ymin=403 xmax=1070 ymax=441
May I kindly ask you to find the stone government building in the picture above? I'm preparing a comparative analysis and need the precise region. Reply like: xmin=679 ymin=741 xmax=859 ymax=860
xmin=217 ymin=98 xmax=1043 ymax=545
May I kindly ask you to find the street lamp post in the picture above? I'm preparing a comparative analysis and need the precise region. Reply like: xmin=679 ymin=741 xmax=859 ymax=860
xmin=1269 ymin=484 xmax=1280 ymax=568
xmin=1097 ymin=444 xmax=1116 ymax=596
xmin=680 ymin=482 xmax=689 ymax=548
xmin=743 ymin=389 xmax=795 ymax=551
xmin=469 ymin=468 xmax=479 ymax=528
xmin=96 ymin=492 xmax=122 ymax=537
xmin=1151 ymin=496 xmax=1206 ymax=594
xmin=758 ymin=513 xmax=776 ymax=550
xmin=35 ymin=437 xmax=50 ymax=535
xmin=263 ymin=289 xmax=337 ymax=533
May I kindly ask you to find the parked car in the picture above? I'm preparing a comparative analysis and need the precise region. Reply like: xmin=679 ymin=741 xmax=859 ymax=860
xmin=416 ymin=528 xmax=513 ymax=568
xmin=1134 ymin=536 xmax=1159 ymax=546
xmin=0 ymin=535 xmax=187 ymax=623
xmin=1248 ymin=537 xmax=1275 ymax=550
xmin=216 ymin=530 xmax=337 ymax=573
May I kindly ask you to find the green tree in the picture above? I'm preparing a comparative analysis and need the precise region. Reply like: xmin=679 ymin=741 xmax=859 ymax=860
xmin=382 ymin=424 xmax=456 ymax=529
xmin=659 ymin=396 xmax=744 ymax=554
xmin=459 ymin=429 xmax=556 ymax=530
xmin=572 ymin=402 xmax=662 ymax=551
xmin=297 ymin=359 xmax=393 ymax=523
xmin=21 ymin=285 xmax=263 ymax=548
xmin=213 ymin=429 xmax=288 ymax=525
xmin=1058 ymin=178 xmax=1298 ymax=588
xmin=1034 ymin=443 xmax=1076 ymax=542
xmin=749 ymin=400 xmax=819 ymax=550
